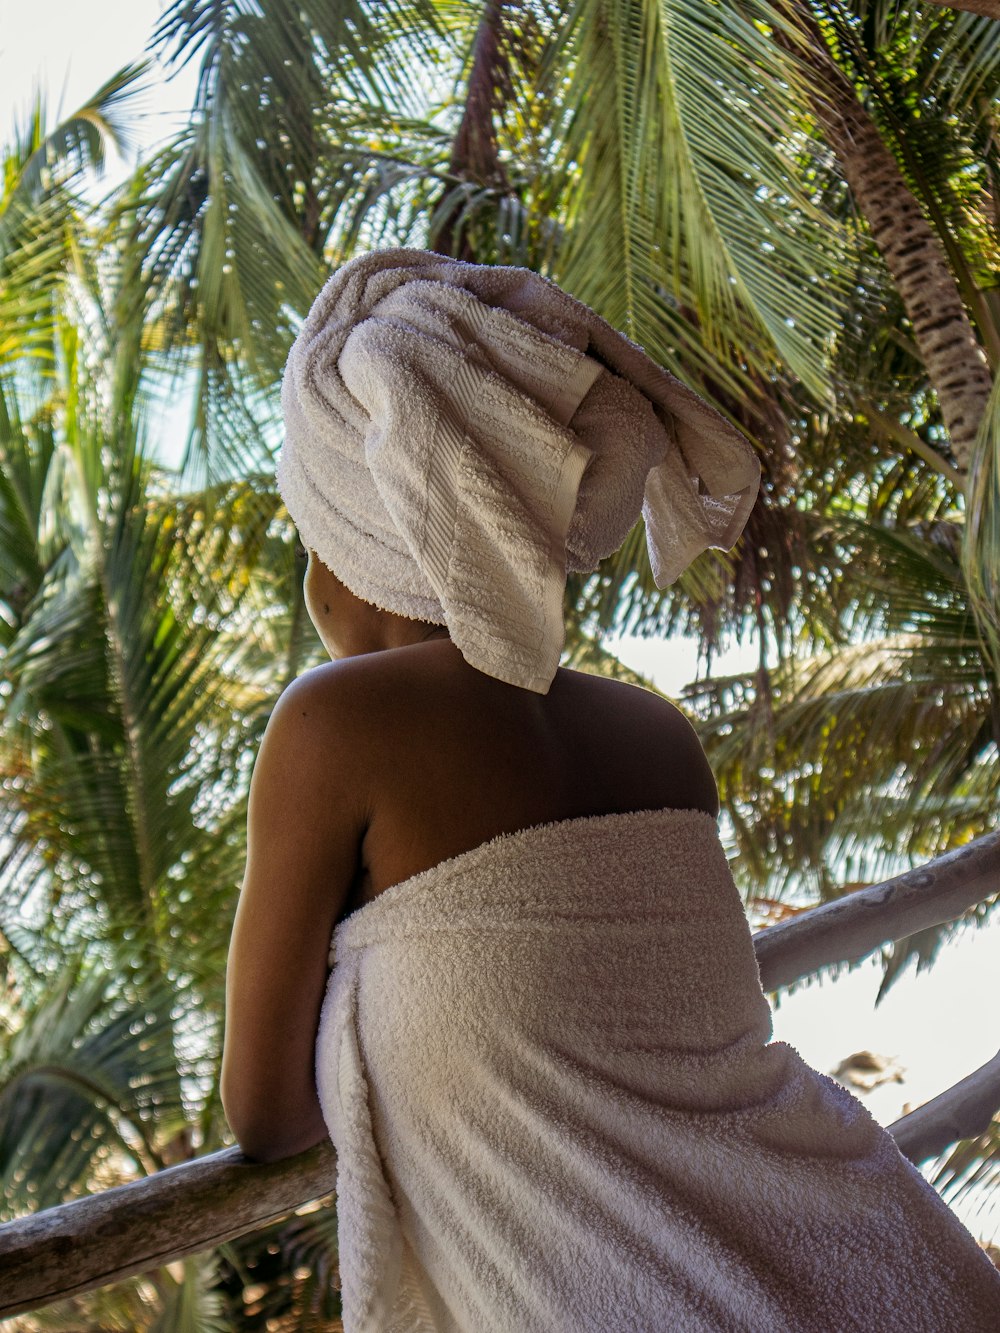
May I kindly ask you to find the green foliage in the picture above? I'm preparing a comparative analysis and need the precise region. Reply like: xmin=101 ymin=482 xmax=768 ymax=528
xmin=3 ymin=0 xmax=1000 ymax=1322
xmin=0 ymin=67 xmax=145 ymax=371
xmin=962 ymin=368 xmax=1000 ymax=688
xmin=0 ymin=956 xmax=182 ymax=1217
xmin=550 ymin=0 xmax=849 ymax=404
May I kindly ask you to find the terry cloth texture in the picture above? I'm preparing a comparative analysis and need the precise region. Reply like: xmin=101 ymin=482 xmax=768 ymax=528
xmin=279 ymin=250 xmax=760 ymax=693
xmin=316 ymin=809 xmax=1000 ymax=1332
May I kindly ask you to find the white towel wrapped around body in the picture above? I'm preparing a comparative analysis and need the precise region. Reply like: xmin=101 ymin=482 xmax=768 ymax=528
xmin=315 ymin=810 xmax=1000 ymax=1331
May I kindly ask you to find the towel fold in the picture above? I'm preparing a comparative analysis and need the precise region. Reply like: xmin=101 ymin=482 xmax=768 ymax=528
xmin=315 ymin=810 xmax=1000 ymax=1331
xmin=279 ymin=250 xmax=760 ymax=692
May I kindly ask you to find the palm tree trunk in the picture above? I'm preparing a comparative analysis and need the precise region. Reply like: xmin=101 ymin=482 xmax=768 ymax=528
xmin=430 ymin=0 xmax=513 ymax=260
xmin=783 ymin=4 xmax=994 ymax=474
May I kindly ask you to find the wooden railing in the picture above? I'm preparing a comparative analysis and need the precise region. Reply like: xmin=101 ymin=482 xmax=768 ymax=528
xmin=1 ymin=830 xmax=998 ymax=1318
xmin=0 ymin=1143 xmax=338 ymax=1319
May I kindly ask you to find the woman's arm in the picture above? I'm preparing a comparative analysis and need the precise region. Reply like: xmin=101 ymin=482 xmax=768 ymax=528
xmin=221 ymin=667 xmax=368 ymax=1162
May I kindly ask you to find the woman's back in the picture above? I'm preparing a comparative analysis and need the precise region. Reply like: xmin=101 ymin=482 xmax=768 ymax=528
xmin=306 ymin=639 xmax=720 ymax=916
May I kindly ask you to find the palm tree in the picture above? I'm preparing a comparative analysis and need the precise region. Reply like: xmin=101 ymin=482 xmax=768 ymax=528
xmin=4 ymin=0 xmax=1000 ymax=1322
xmin=0 ymin=83 xmax=338 ymax=1323
xmin=144 ymin=0 xmax=1000 ymax=1273
xmin=133 ymin=0 xmax=999 ymax=689
xmin=772 ymin=0 xmax=1000 ymax=688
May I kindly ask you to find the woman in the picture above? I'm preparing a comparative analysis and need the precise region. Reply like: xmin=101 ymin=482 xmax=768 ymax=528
xmin=222 ymin=250 xmax=1000 ymax=1331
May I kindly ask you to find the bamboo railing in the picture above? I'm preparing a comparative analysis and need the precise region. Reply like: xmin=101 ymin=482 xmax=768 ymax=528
xmin=1 ymin=830 xmax=998 ymax=1318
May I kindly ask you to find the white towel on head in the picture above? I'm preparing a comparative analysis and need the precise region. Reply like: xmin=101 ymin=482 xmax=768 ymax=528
xmin=279 ymin=249 xmax=760 ymax=692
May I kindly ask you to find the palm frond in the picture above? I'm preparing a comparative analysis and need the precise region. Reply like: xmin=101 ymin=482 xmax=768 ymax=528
xmin=928 ymin=1117 xmax=1000 ymax=1210
xmin=214 ymin=1198 xmax=340 ymax=1327
xmin=5 ymin=66 xmax=145 ymax=208
xmin=0 ymin=308 xmax=282 ymax=986
xmin=149 ymin=1254 xmax=229 ymax=1333
xmin=547 ymin=0 xmax=850 ymax=409
xmin=0 ymin=957 xmax=183 ymax=1217
xmin=686 ymin=512 xmax=996 ymax=905
xmin=962 ymin=367 xmax=1000 ymax=688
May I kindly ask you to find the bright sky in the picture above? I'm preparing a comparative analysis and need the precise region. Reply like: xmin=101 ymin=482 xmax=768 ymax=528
xmin=4 ymin=0 xmax=998 ymax=1245
xmin=0 ymin=0 xmax=196 ymax=166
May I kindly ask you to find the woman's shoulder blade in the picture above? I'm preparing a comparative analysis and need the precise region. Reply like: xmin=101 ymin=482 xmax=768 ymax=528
xmin=273 ymin=647 xmax=719 ymax=823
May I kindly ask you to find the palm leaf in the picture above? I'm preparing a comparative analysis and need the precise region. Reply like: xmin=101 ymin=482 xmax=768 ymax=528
xmin=546 ymin=0 xmax=850 ymax=408
xmin=928 ymin=1118 xmax=1000 ymax=1211
xmin=149 ymin=1255 xmax=229 ymax=1333
xmin=0 ymin=956 xmax=183 ymax=1217
xmin=4 ymin=66 xmax=145 ymax=210
xmin=962 ymin=367 xmax=1000 ymax=688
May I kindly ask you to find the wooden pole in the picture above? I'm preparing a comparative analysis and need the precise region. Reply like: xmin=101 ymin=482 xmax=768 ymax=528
xmin=755 ymin=831 xmax=1000 ymax=992
xmin=0 ymin=1142 xmax=337 ymax=1319
xmin=888 ymin=1049 xmax=1000 ymax=1166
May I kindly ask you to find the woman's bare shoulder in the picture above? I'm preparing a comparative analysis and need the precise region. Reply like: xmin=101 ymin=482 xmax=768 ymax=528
xmin=274 ymin=647 xmax=719 ymax=821
xmin=553 ymin=665 xmax=701 ymax=731
xmin=268 ymin=645 xmax=489 ymax=773
xmin=273 ymin=649 xmax=430 ymax=727
xmin=551 ymin=668 xmax=720 ymax=817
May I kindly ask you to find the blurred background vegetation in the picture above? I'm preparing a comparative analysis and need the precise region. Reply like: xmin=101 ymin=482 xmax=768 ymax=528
xmin=1 ymin=0 xmax=999 ymax=1325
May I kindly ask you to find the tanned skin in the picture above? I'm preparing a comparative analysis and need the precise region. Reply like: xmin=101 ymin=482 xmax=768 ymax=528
xmin=222 ymin=552 xmax=720 ymax=1162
